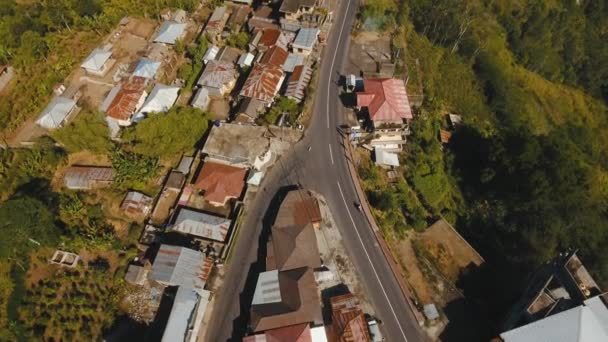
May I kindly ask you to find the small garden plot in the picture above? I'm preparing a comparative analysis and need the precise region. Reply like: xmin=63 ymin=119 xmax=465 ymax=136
xmin=18 ymin=258 xmax=121 ymax=341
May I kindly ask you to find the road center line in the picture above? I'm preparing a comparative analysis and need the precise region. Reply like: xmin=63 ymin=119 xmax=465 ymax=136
xmin=337 ymin=181 xmax=409 ymax=342
xmin=329 ymin=144 xmax=335 ymax=164
xmin=326 ymin=0 xmax=352 ymax=129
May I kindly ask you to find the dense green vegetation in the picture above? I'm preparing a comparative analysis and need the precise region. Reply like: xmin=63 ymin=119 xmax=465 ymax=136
xmin=0 ymin=0 xmax=200 ymax=132
xmin=53 ymin=111 xmax=112 ymax=154
xmin=358 ymin=0 xmax=608 ymax=323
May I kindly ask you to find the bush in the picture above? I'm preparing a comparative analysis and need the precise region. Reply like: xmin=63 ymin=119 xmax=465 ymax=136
xmin=52 ymin=111 xmax=112 ymax=154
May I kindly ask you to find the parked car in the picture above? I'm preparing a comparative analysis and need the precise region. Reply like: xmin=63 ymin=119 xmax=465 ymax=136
xmin=368 ymin=319 xmax=385 ymax=342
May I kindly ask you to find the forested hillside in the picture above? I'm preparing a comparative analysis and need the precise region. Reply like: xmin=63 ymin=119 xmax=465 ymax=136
xmin=363 ymin=0 xmax=608 ymax=317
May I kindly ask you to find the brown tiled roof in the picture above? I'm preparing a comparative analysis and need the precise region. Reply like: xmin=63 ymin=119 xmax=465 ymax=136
xmin=274 ymin=190 xmax=322 ymax=227
xmin=260 ymin=46 xmax=288 ymax=67
xmin=357 ymin=78 xmax=413 ymax=122
xmin=106 ymin=77 xmax=147 ymax=120
xmin=193 ymin=161 xmax=247 ymax=205
xmin=251 ymin=267 xmax=322 ymax=332
xmin=244 ymin=323 xmax=312 ymax=341
xmin=240 ymin=63 xmax=284 ymax=103
xmin=330 ymin=293 xmax=371 ymax=342
xmin=272 ymin=223 xmax=321 ymax=271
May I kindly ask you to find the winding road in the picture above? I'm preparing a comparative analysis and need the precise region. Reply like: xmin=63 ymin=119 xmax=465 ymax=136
xmin=203 ymin=0 xmax=426 ymax=341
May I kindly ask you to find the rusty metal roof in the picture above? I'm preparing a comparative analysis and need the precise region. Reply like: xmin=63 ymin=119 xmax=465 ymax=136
xmin=240 ymin=63 xmax=284 ymax=103
xmin=357 ymin=78 xmax=413 ymax=122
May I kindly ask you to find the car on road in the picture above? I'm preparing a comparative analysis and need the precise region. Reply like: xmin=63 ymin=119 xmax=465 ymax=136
xmin=368 ymin=319 xmax=385 ymax=341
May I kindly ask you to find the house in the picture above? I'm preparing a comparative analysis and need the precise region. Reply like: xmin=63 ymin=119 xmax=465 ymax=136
xmin=357 ymin=78 xmax=413 ymax=151
xmin=291 ymin=28 xmax=319 ymax=55
xmin=235 ymin=97 xmax=266 ymax=122
xmin=201 ymin=123 xmax=271 ymax=168
xmin=205 ymin=6 xmax=229 ymax=40
xmin=166 ymin=170 xmax=186 ymax=192
xmin=240 ymin=63 xmax=285 ymax=105
xmin=150 ymin=244 xmax=210 ymax=290
xmin=217 ymin=46 xmax=242 ymax=64
xmin=161 ymin=287 xmax=202 ymax=342
xmin=63 ymin=166 xmax=114 ymax=190
xmin=133 ymin=58 xmax=161 ymax=79
xmin=250 ymin=268 xmax=322 ymax=332
xmin=227 ymin=5 xmax=252 ymax=31
xmin=249 ymin=28 xmax=290 ymax=52
xmin=238 ymin=52 xmax=255 ymax=68
xmin=139 ymin=84 xmax=180 ymax=114
xmin=439 ymin=129 xmax=452 ymax=144
xmin=279 ymin=0 xmax=325 ymax=31
xmin=203 ymin=45 xmax=220 ymax=64
xmin=502 ymin=251 xmax=603 ymax=333
xmin=374 ymin=148 xmax=400 ymax=168
xmin=285 ymin=64 xmax=313 ymax=103
xmin=176 ymin=155 xmax=195 ymax=175
xmin=500 ymin=294 xmax=608 ymax=342
xmin=36 ymin=96 xmax=78 ymax=129
xmin=81 ymin=48 xmax=114 ymax=77
xmin=260 ymin=45 xmax=289 ymax=66
xmin=125 ymin=264 xmax=147 ymax=285
xmin=193 ymin=161 xmax=247 ymax=206
xmin=283 ymin=53 xmax=305 ymax=72
xmin=102 ymin=77 xmax=148 ymax=126
xmin=191 ymin=88 xmax=211 ymax=111
xmin=154 ymin=21 xmax=187 ymax=45
xmin=243 ymin=323 xmax=328 ymax=342
xmin=357 ymin=78 xmax=413 ymax=125
xmin=197 ymin=60 xmax=237 ymax=97
xmin=248 ymin=6 xmax=279 ymax=32
xmin=172 ymin=207 xmax=232 ymax=242
xmin=121 ymin=191 xmax=153 ymax=216
xmin=248 ymin=189 xmax=324 ymax=332
xmin=330 ymin=293 xmax=371 ymax=342
xmin=50 ymin=250 xmax=80 ymax=268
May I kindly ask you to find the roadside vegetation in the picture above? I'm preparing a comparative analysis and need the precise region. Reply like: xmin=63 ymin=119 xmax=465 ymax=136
xmin=358 ymin=0 xmax=608 ymax=322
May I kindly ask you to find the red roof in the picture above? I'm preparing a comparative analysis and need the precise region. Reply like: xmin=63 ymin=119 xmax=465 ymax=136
xmin=193 ymin=161 xmax=247 ymax=205
xmin=330 ymin=293 xmax=371 ymax=342
xmin=260 ymin=45 xmax=288 ymax=67
xmin=106 ymin=77 xmax=147 ymax=120
xmin=240 ymin=63 xmax=284 ymax=103
xmin=243 ymin=323 xmax=313 ymax=342
xmin=259 ymin=28 xmax=282 ymax=49
xmin=357 ymin=78 xmax=412 ymax=123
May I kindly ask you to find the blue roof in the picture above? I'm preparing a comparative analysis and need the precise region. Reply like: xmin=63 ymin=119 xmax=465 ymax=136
xmin=154 ymin=21 xmax=187 ymax=44
xmin=292 ymin=28 xmax=320 ymax=49
xmin=133 ymin=58 xmax=161 ymax=79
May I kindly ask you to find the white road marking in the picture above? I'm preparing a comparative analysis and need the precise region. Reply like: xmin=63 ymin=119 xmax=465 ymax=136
xmin=327 ymin=0 xmax=352 ymax=129
xmin=329 ymin=144 xmax=335 ymax=164
xmin=337 ymin=181 xmax=409 ymax=342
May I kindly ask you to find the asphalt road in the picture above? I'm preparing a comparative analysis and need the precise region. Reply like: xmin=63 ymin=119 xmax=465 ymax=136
xmin=203 ymin=1 xmax=426 ymax=341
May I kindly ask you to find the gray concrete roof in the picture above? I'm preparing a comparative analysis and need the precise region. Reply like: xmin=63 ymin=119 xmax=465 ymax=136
xmin=201 ymin=123 xmax=270 ymax=166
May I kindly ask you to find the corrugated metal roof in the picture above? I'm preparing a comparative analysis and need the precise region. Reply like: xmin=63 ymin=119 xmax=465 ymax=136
xmin=151 ymin=244 xmax=207 ymax=290
xmin=139 ymin=84 xmax=179 ymax=113
xmin=154 ymin=21 xmax=186 ymax=44
xmin=203 ymin=45 xmax=220 ymax=64
xmin=36 ymin=96 xmax=77 ymax=129
xmin=283 ymin=53 xmax=305 ymax=72
xmin=176 ymin=156 xmax=194 ymax=175
xmin=197 ymin=60 xmax=236 ymax=90
xmin=172 ymin=208 xmax=232 ymax=242
xmin=121 ymin=191 xmax=153 ymax=215
xmin=238 ymin=52 xmax=255 ymax=67
xmin=357 ymin=78 xmax=413 ymax=122
xmin=191 ymin=88 xmax=210 ymax=111
xmin=285 ymin=64 xmax=313 ymax=103
xmin=292 ymin=28 xmax=319 ymax=50
xmin=64 ymin=166 xmax=114 ymax=190
xmin=193 ymin=161 xmax=247 ymax=205
xmin=81 ymin=48 xmax=112 ymax=71
xmin=240 ymin=63 xmax=284 ymax=103
xmin=133 ymin=58 xmax=161 ymax=79
xmin=105 ymin=77 xmax=147 ymax=121
xmin=161 ymin=287 xmax=199 ymax=342
xmin=252 ymin=270 xmax=282 ymax=305
xmin=374 ymin=148 xmax=400 ymax=167
xmin=206 ymin=6 xmax=228 ymax=31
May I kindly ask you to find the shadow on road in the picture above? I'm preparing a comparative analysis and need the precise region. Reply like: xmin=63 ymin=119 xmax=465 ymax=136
xmin=229 ymin=185 xmax=300 ymax=341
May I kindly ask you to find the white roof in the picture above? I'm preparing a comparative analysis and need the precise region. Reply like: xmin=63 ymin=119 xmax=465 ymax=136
xmin=140 ymin=84 xmax=180 ymax=113
xmin=81 ymin=48 xmax=112 ymax=71
xmin=292 ymin=28 xmax=320 ymax=50
xmin=252 ymin=270 xmax=281 ymax=305
xmin=161 ymin=287 xmax=199 ymax=342
xmin=310 ymin=326 xmax=329 ymax=342
xmin=197 ymin=60 xmax=236 ymax=89
xmin=36 ymin=96 xmax=77 ymax=129
xmin=203 ymin=45 xmax=220 ymax=63
xmin=172 ymin=208 xmax=232 ymax=242
xmin=247 ymin=170 xmax=264 ymax=186
xmin=133 ymin=58 xmax=161 ymax=79
xmin=501 ymin=297 xmax=608 ymax=342
xmin=375 ymin=148 xmax=400 ymax=167
xmin=154 ymin=21 xmax=187 ymax=44
xmin=238 ymin=52 xmax=255 ymax=67
xmin=191 ymin=88 xmax=210 ymax=110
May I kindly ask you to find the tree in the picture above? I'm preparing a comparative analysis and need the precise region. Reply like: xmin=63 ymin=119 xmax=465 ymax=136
xmin=122 ymin=106 xmax=208 ymax=158
xmin=0 ymin=197 xmax=60 ymax=258
xmin=52 ymin=111 xmax=112 ymax=154
xmin=261 ymin=97 xmax=299 ymax=125
xmin=227 ymin=31 xmax=251 ymax=49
